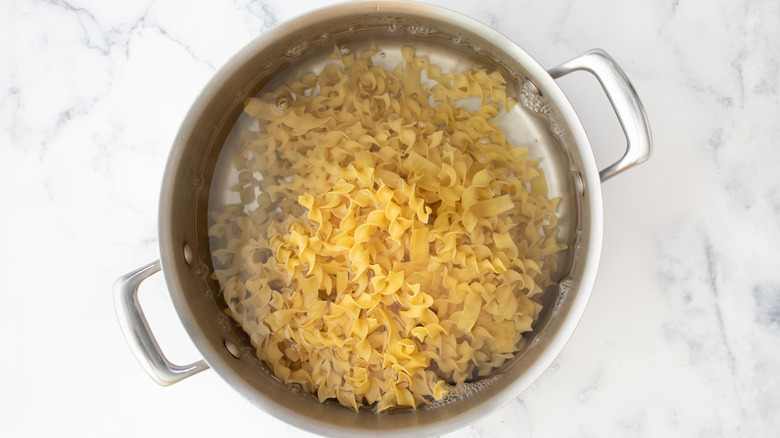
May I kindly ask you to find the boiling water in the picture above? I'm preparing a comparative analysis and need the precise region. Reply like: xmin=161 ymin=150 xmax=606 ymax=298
xmin=206 ymin=27 xmax=578 ymax=407
xmin=210 ymin=30 xmax=574 ymax=216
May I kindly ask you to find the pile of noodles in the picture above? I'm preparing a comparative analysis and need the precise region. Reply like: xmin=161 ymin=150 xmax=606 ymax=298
xmin=209 ymin=45 xmax=565 ymax=411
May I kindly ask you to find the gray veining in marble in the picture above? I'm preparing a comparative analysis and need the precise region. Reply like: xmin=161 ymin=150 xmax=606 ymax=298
xmin=2 ymin=0 xmax=778 ymax=436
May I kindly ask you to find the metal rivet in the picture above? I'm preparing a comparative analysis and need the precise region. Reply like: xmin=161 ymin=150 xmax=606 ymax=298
xmin=575 ymin=172 xmax=585 ymax=197
xmin=224 ymin=340 xmax=240 ymax=359
xmin=183 ymin=242 xmax=194 ymax=267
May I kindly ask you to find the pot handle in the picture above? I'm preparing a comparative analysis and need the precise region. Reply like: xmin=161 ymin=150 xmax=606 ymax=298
xmin=113 ymin=260 xmax=210 ymax=386
xmin=548 ymin=49 xmax=652 ymax=182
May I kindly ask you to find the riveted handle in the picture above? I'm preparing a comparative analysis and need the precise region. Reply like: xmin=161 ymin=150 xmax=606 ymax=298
xmin=548 ymin=49 xmax=652 ymax=181
xmin=114 ymin=260 xmax=209 ymax=385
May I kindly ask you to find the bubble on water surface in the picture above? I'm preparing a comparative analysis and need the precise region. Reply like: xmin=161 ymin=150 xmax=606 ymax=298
xmin=338 ymin=45 xmax=352 ymax=56
xmin=275 ymin=95 xmax=290 ymax=111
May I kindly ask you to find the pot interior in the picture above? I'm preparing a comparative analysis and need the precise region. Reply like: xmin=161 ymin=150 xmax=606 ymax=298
xmin=159 ymin=3 xmax=600 ymax=437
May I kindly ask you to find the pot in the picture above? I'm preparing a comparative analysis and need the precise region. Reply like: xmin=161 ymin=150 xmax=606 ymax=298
xmin=114 ymin=2 xmax=651 ymax=436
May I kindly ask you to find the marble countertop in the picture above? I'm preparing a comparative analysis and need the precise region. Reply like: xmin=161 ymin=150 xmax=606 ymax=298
xmin=2 ymin=0 xmax=778 ymax=436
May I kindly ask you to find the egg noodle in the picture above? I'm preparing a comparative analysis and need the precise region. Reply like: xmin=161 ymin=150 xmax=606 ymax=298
xmin=208 ymin=45 xmax=566 ymax=411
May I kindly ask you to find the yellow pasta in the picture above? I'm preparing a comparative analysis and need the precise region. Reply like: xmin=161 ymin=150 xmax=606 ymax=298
xmin=209 ymin=45 xmax=566 ymax=412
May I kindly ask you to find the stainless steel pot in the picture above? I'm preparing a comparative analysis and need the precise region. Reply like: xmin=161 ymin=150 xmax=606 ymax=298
xmin=114 ymin=2 xmax=651 ymax=436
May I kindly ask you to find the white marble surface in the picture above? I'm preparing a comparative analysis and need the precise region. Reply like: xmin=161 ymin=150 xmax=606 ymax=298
xmin=2 ymin=0 xmax=779 ymax=436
